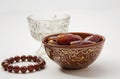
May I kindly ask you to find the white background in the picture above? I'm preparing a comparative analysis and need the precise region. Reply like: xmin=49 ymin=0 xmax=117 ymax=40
xmin=0 ymin=0 xmax=120 ymax=79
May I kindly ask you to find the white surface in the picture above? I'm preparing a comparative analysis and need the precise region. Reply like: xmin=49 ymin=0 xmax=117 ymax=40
xmin=0 ymin=0 xmax=120 ymax=79
xmin=0 ymin=9 xmax=120 ymax=79
xmin=0 ymin=0 xmax=120 ymax=11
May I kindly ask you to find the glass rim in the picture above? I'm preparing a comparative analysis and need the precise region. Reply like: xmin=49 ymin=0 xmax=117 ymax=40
xmin=27 ymin=13 xmax=70 ymax=21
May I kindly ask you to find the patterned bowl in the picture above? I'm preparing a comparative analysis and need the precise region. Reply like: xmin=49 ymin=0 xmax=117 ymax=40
xmin=42 ymin=32 xmax=105 ymax=69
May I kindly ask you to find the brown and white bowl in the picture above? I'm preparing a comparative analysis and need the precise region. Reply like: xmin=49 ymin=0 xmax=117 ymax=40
xmin=42 ymin=32 xmax=105 ymax=69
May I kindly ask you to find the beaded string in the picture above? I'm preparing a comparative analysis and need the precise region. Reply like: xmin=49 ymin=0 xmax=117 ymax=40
xmin=1 ymin=55 xmax=46 ymax=73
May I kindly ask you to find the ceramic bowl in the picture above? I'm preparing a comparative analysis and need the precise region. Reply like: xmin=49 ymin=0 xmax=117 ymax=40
xmin=42 ymin=32 xmax=105 ymax=69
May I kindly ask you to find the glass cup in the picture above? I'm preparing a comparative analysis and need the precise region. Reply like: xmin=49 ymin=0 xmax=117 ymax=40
xmin=27 ymin=13 xmax=70 ymax=57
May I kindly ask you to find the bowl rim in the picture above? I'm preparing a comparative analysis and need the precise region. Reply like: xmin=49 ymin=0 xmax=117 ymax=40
xmin=42 ymin=32 xmax=105 ymax=48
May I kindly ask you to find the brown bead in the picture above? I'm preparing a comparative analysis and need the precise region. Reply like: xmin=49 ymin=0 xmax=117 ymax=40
xmin=28 ymin=65 xmax=34 ymax=72
xmin=27 ymin=55 xmax=32 ymax=61
xmin=4 ymin=59 xmax=10 ymax=63
xmin=1 ymin=62 xmax=6 ymax=66
xmin=40 ymin=63 xmax=45 ymax=69
xmin=36 ymin=58 xmax=41 ymax=63
xmin=9 ymin=57 xmax=14 ymax=64
xmin=39 ymin=60 xmax=46 ymax=69
xmin=32 ymin=56 xmax=37 ymax=62
xmin=21 ymin=55 xmax=26 ymax=61
xmin=34 ymin=64 xmax=40 ymax=71
xmin=13 ymin=66 xmax=20 ymax=73
xmin=41 ymin=59 xmax=46 ymax=65
xmin=7 ymin=65 xmax=13 ymax=72
xmin=3 ymin=63 xmax=9 ymax=71
xmin=20 ymin=66 xmax=27 ymax=73
xmin=43 ymin=60 xmax=46 ymax=65
xmin=14 ymin=56 xmax=20 ymax=62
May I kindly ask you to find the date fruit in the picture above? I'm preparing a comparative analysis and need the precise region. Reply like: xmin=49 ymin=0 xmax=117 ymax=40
xmin=81 ymin=40 xmax=96 ymax=45
xmin=48 ymin=40 xmax=57 ymax=45
xmin=48 ymin=36 xmax=57 ymax=41
xmin=70 ymin=40 xmax=82 ymax=45
xmin=56 ymin=33 xmax=82 ymax=45
xmin=84 ymin=35 xmax=101 ymax=42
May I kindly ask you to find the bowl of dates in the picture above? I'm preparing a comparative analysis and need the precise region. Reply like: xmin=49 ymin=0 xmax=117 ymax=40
xmin=42 ymin=32 xmax=105 ymax=69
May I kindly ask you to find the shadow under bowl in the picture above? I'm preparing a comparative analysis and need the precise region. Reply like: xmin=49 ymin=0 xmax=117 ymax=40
xmin=42 ymin=32 xmax=105 ymax=69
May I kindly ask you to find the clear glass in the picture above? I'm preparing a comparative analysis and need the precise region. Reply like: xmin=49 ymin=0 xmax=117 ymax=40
xmin=27 ymin=13 xmax=70 ymax=57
